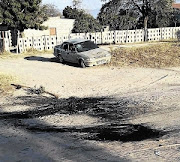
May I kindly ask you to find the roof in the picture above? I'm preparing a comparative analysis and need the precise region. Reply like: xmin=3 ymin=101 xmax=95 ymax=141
xmin=0 ymin=25 xmax=8 ymax=31
xmin=64 ymin=38 xmax=88 ymax=44
xmin=172 ymin=3 xmax=180 ymax=9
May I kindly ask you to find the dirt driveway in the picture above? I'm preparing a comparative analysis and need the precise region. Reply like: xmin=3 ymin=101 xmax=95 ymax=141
xmin=0 ymin=54 xmax=180 ymax=161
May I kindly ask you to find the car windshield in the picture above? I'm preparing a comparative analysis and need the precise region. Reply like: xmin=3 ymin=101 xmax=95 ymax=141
xmin=75 ymin=41 xmax=99 ymax=52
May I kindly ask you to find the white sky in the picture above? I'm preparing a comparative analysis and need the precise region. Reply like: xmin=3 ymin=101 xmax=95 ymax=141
xmin=42 ymin=0 xmax=180 ymax=10
xmin=42 ymin=0 xmax=103 ymax=10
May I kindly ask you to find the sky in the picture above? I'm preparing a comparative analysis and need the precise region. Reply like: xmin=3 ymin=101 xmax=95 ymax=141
xmin=42 ymin=0 xmax=103 ymax=10
xmin=42 ymin=0 xmax=180 ymax=17
xmin=42 ymin=0 xmax=180 ymax=10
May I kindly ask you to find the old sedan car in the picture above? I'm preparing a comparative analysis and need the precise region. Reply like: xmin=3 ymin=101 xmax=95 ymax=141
xmin=53 ymin=39 xmax=111 ymax=68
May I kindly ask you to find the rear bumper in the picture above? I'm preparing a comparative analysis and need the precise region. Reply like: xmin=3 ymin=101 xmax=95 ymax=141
xmin=84 ymin=56 xmax=111 ymax=67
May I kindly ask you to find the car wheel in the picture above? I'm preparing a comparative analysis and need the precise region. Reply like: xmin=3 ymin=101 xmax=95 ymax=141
xmin=80 ymin=60 xmax=86 ymax=68
xmin=58 ymin=55 xmax=64 ymax=63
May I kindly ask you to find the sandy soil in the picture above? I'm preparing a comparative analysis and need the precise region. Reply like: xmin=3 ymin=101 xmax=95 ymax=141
xmin=0 ymin=54 xmax=180 ymax=161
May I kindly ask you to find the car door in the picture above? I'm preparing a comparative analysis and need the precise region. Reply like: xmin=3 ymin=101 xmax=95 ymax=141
xmin=61 ymin=43 xmax=69 ymax=61
xmin=68 ymin=44 xmax=78 ymax=63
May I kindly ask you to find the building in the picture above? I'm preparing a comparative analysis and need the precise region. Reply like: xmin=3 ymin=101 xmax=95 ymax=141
xmin=172 ymin=3 xmax=180 ymax=9
xmin=0 ymin=17 xmax=75 ymax=52
xmin=23 ymin=17 xmax=75 ymax=37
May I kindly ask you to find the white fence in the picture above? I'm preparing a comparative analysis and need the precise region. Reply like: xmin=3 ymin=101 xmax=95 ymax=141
xmin=2 ymin=27 xmax=180 ymax=53
xmin=0 ymin=31 xmax=12 ymax=51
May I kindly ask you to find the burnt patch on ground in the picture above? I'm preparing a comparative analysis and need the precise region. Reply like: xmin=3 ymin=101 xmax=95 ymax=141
xmin=0 ymin=96 xmax=149 ymax=121
xmin=24 ymin=124 xmax=165 ymax=142
xmin=86 ymin=124 xmax=164 ymax=142
xmin=0 ymin=95 xmax=166 ymax=142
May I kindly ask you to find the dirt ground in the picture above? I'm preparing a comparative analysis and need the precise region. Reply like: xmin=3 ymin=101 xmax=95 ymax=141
xmin=0 ymin=53 xmax=180 ymax=161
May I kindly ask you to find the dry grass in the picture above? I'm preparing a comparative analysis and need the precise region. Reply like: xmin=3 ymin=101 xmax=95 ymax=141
xmin=0 ymin=72 xmax=17 ymax=95
xmin=110 ymin=42 xmax=180 ymax=68
xmin=0 ymin=48 xmax=53 ymax=59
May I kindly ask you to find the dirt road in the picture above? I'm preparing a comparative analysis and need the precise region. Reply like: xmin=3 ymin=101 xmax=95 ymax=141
xmin=0 ymin=54 xmax=180 ymax=161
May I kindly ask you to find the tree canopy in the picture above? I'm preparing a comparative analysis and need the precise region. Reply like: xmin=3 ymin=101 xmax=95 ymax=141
xmin=0 ymin=0 xmax=48 ymax=31
xmin=98 ymin=0 xmax=139 ymax=30
xmin=72 ymin=0 xmax=82 ymax=9
xmin=42 ymin=4 xmax=61 ymax=17
xmin=63 ymin=6 xmax=102 ymax=33
xmin=99 ymin=0 xmax=177 ymax=30
xmin=99 ymin=0 xmax=177 ymax=41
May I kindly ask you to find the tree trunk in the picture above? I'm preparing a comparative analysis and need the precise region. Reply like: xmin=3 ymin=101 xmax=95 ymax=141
xmin=11 ymin=29 xmax=18 ymax=47
xmin=144 ymin=16 xmax=148 ymax=42
xmin=2 ymin=31 xmax=5 ymax=52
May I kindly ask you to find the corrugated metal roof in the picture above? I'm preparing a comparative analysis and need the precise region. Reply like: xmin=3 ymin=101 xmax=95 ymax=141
xmin=172 ymin=3 xmax=180 ymax=9
xmin=0 ymin=25 xmax=8 ymax=31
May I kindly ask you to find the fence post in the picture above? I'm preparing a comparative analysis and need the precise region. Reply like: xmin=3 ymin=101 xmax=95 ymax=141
xmin=16 ymin=30 xmax=19 ymax=54
xmin=32 ymin=36 xmax=34 ymax=49
xmin=135 ymin=28 xmax=137 ymax=42
xmin=8 ymin=30 xmax=11 ymax=47
xmin=125 ymin=29 xmax=128 ymax=43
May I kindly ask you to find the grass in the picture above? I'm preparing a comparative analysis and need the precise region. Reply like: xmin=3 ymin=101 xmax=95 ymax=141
xmin=110 ymin=42 xmax=180 ymax=68
xmin=0 ymin=48 xmax=52 ymax=95
xmin=0 ymin=48 xmax=53 ymax=59
xmin=0 ymin=72 xmax=17 ymax=95
xmin=1 ymin=41 xmax=180 ymax=69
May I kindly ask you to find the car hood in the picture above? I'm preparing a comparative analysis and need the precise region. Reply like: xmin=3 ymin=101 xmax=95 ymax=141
xmin=80 ymin=48 xmax=110 ymax=59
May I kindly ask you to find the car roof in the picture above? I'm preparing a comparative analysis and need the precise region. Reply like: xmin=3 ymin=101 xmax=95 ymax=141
xmin=64 ymin=38 xmax=89 ymax=44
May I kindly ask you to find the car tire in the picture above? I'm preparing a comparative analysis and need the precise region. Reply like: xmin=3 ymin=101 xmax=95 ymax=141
xmin=58 ymin=55 xmax=64 ymax=63
xmin=80 ymin=60 xmax=86 ymax=68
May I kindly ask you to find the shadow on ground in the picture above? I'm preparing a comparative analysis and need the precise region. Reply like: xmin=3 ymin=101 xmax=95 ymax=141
xmin=24 ymin=56 xmax=80 ymax=67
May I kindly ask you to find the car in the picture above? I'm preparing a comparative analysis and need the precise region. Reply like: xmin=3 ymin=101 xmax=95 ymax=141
xmin=53 ymin=39 xmax=111 ymax=68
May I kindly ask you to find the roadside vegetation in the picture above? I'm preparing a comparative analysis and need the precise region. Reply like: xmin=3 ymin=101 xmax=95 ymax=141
xmin=0 ymin=49 xmax=53 ymax=59
xmin=110 ymin=42 xmax=180 ymax=68
xmin=0 ymin=72 xmax=17 ymax=95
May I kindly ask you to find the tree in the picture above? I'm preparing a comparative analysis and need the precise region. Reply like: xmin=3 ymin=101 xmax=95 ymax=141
xmin=172 ymin=8 xmax=180 ymax=27
xmin=63 ymin=6 xmax=102 ymax=33
xmin=0 ymin=0 xmax=48 ymax=31
xmin=72 ymin=0 xmax=82 ymax=9
xmin=100 ymin=0 xmax=175 ymax=41
xmin=98 ymin=0 xmax=139 ymax=30
xmin=42 ymin=4 xmax=61 ymax=17
xmin=130 ymin=0 xmax=174 ymax=40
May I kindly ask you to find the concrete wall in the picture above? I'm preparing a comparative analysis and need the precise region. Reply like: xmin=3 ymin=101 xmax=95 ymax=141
xmin=3 ymin=26 xmax=180 ymax=53
xmin=23 ymin=29 xmax=49 ymax=37
xmin=43 ymin=17 xmax=75 ymax=35
xmin=0 ymin=31 xmax=12 ymax=51
xmin=70 ymin=27 xmax=180 ymax=45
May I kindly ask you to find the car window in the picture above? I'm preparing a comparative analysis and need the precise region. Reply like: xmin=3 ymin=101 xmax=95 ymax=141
xmin=69 ymin=44 xmax=76 ymax=52
xmin=62 ymin=43 xmax=69 ymax=51
xmin=60 ymin=43 xmax=64 ymax=48
xmin=75 ymin=41 xmax=99 ymax=52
